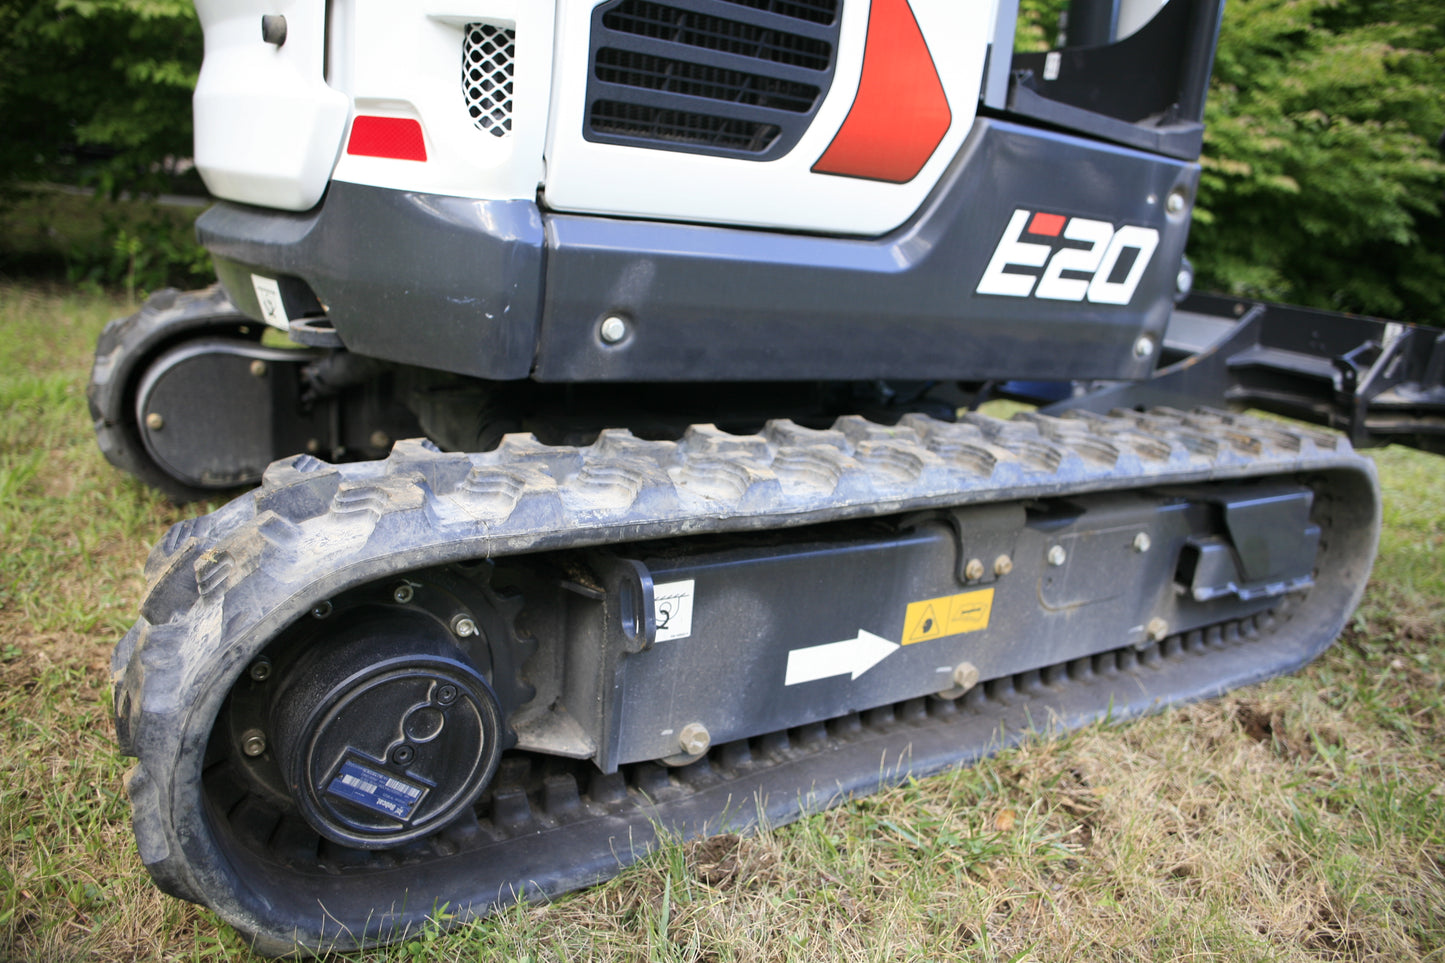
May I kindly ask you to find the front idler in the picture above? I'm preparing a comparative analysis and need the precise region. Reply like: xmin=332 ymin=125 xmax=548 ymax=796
xmin=267 ymin=612 xmax=505 ymax=849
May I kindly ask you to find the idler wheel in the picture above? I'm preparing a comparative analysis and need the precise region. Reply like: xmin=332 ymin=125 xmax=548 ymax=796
xmin=270 ymin=615 xmax=503 ymax=849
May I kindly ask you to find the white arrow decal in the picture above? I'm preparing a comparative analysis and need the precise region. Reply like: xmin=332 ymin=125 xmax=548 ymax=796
xmin=785 ymin=630 xmax=899 ymax=686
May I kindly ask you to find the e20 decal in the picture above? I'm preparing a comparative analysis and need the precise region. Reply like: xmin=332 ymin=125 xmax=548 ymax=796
xmin=976 ymin=209 xmax=1160 ymax=305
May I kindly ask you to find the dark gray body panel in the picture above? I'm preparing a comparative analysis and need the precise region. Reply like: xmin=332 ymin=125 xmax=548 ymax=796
xmin=199 ymin=119 xmax=1196 ymax=385
xmin=536 ymin=119 xmax=1197 ymax=382
xmin=200 ymin=190 xmax=545 ymax=380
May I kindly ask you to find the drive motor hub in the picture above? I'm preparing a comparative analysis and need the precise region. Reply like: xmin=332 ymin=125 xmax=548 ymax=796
xmin=270 ymin=618 xmax=503 ymax=849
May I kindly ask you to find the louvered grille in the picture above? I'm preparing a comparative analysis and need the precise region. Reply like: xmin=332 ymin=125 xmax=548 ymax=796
xmin=601 ymin=0 xmax=833 ymax=70
xmin=595 ymin=49 xmax=820 ymax=112
xmin=715 ymin=0 xmax=839 ymax=25
xmin=463 ymin=24 xmax=515 ymax=137
xmin=585 ymin=0 xmax=842 ymax=160
xmin=592 ymin=100 xmax=782 ymax=152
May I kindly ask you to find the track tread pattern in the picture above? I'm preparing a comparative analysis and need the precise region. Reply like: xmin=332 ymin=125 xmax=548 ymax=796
xmin=111 ymin=407 xmax=1375 ymax=954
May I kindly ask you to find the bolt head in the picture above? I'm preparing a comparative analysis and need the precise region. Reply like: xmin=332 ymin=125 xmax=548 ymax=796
xmin=391 ymin=745 xmax=415 ymax=765
xmin=952 ymin=661 xmax=980 ymax=692
xmin=1133 ymin=336 xmax=1155 ymax=359
xmin=436 ymin=684 xmax=459 ymax=705
xmin=1166 ymin=190 xmax=1187 ymax=215
xmin=311 ymin=600 xmax=333 ymax=619
xmin=1133 ymin=532 xmax=1152 ymax=553
xmin=1147 ymin=617 xmax=1169 ymax=642
xmin=241 ymin=729 xmax=266 ymax=757
xmin=994 ymin=555 xmax=1013 ymax=576
xmin=452 ymin=616 xmax=479 ymax=638
xmin=370 ymin=430 xmax=391 ymax=450
xmin=964 ymin=558 xmax=985 ymax=581
xmin=599 ymin=315 xmax=628 ymax=344
xmin=393 ymin=584 xmax=414 ymax=604
xmin=1047 ymin=545 xmax=1067 ymax=567
xmin=249 ymin=359 xmax=268 ymax=377
xmin=247 ymin=659 xmax=272 ymax=682
xmin=678 ymin=722 xmax=711 ymax=756
xmin=145 ymin=412 xmax=164 ymax=431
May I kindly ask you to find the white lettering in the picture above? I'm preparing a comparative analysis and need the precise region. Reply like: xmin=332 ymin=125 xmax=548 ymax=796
xmin=1034 ymin=217 xmax=1113 ymax=301
xmin=975 ymin=209 xmax=1051 ymax=297
xmin=1087 ymin=225 xmax=1160 ymax=305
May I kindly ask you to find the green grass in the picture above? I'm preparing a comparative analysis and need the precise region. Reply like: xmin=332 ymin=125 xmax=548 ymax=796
xmin=1 ymin=281 xmax=1443 ymax=961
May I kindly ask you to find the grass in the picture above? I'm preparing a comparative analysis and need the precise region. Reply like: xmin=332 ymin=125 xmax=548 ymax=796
xmin=1 ymin=281 xmax=1443 ymax=961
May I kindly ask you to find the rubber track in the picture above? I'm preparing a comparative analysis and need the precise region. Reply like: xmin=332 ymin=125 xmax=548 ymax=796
xmin=112 ymin=407 xmax=1380 ymax=953
xmin=87 ymin=285 xmax=260 ymax=501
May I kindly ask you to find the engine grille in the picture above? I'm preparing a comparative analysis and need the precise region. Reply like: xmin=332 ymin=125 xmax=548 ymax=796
xmin=463 ymin=23 xmax=515 ymax=138
xmin=585 ymin=0 xmax=842 ymax=160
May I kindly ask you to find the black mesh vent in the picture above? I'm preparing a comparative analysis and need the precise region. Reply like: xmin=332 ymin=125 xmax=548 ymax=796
xmin=716 ymin=0 xmax=839 ymax=25
xmin=591 ymin=100 xmax=781 ymax=152
xmin=595 ymin=48 xmax=820 ymax=112
xmin=602 ymin=0 xmax=832 ymax=70
xmin=585 ymin=0 xmax=842 ymax=160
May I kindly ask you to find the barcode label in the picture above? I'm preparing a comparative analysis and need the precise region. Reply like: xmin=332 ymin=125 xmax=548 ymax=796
xmin=326 ymin=759 xmax=425 ymax=820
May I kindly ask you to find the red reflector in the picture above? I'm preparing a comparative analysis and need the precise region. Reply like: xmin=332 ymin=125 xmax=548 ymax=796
xmin=1028 ymin=212 xmax=1066 ymax=236
xmin=346 ymin=116 xmax=427 ymax=162
xmin=811 ymin=0 xmax=951 ymax=184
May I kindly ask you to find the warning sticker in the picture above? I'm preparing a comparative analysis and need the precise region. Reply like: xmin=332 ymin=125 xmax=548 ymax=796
xmin=902 ymin=588 xmax=994 ymax=645
xmin=326 ymin=759 xmax=425 ymax=821
xmin=654 ymin=579 xmax=696 ymax=642
xmin=250 ymin=274 xmax=289 ymax=330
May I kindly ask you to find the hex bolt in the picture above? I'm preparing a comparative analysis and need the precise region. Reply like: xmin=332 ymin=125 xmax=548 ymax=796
xmin=599 ymin=315 xmax=629 ymax=345
xmin=952 ymin=661 xmax=981 ymax=693
xmin=145 ymin=412 xmax=164 ymax=431
xmin=391 ymin=745 xmax=415 ymax=766
xmin=393 ymin=583 xmax=415 ymax=604
xmin=311 ymin=600 xmax=333 ymax=619
xmin=247 ymin=658 xmax=272 ymax=682
xmin=451 ymin=615 xmax=479 ymax=638
xmin=1166 ymin=189 xmax=1187 ymax=215
xmin=1047 ymin=545 xmax=1067 ymax=567
xmin=994 ymin=555 xmax=1013 ymax=576
xmin=678 ymin=722 xmax=711 ymax=756
xmin=1147 ymin=617 xmax=1169 ymax=642
xmin=241 ymin=729 xmax=267 ymax=757
xmin=964 ymin=558 xmax=985 ymax=581
xmin=1134 ymin=336 xmax=1155 ymax=359
xmin=436 ymin=684 xmax=459 ymax=706
xmin=1133 ymin=532 xmax=1152 ymax=553
xmin=250 ymin=359 xmax=268 ymax=377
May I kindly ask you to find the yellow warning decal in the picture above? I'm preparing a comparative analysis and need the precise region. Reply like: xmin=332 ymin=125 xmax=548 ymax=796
xmin=901 ymin=588 xmax=995 ymax=645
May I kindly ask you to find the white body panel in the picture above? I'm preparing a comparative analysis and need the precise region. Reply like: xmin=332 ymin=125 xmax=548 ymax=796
xmin=193 ymin=0 xmax=350 ymax=210
xmin=192 ymin=0 xmax=998 ymax=235
xmin=326 ymin=0 xmax=552 ymax=201
xmin=542 ymin=0 xmax=992 ymax=235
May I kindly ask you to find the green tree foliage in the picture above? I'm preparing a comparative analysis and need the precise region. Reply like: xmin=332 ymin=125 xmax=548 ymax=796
xmin=1191 ymin=0 xmax=1444 ymax=323
xmin=0 ymin=0 xmax=201 ymax=197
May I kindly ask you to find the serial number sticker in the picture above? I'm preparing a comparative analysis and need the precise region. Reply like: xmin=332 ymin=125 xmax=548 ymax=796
xmin=250 ymin=273 xmax=289 ymax=330
xmin=653 ymin=579 xmax=695 ymax=642
xmin=902 ymin=588 xmax=995 ymax=645
xmin=326 ymin=759 xmax=425 ymax=820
